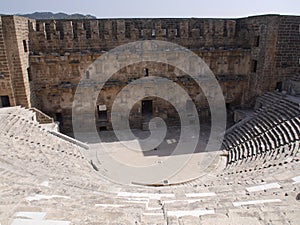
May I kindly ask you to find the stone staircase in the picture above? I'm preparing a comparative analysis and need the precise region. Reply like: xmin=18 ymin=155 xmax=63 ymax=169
xmin=29 ymin=107 xmax=54 ymax=124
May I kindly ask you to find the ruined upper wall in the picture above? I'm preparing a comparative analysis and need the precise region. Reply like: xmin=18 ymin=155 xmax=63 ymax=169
xmin=29 ymin=18 xmax=244 ymax=54
xmin=28 ymin=15 xmax=300 ymax=57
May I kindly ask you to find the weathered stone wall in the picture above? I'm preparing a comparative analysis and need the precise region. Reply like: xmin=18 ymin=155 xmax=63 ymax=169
xmin=1 ymin=15 xmax=299 ymax=132
xmin=236 ymin=15 xmax=300 ymax=99
xmin=0 ymin=17 xmax=16 ymax=106
xmin=29 ymin=48 xmax=250 ymax=132
xmin=27 ymin=18 xmax=254 ymax=132
xmin=29 ymin=18 xmax=239 ymax=54
xmin=0 ymin=16 xmax=32 ymax=108
xmin=235 ymin=15 xmax=281 ymax=100
xmin=29 ymin=53 xmax=95 ymax=131
xmin=275 ymin=16 xmax=300 ymax=84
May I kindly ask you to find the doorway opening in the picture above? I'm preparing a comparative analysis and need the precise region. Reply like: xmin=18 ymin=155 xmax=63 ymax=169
xmin=98 ymin=110 xmax=107 ymax=121
xmin=142 ymin=100 xmax=153 ymax=118
xmin=97 ymin=105 xmax=108 ymax=130
xmin=0 ymin=96 xmax=10 ymax=107
xmin=55 ymin=113 xmax=63 ymax=126
xmin=141 ymin=99 xmax=153 ymax=131
xmin=275 ymin=81 xmax=283 ymax=92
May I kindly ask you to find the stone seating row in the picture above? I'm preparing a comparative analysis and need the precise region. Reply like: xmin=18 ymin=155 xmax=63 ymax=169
xmin=225 ymin=117 xmax=299 ymax=151
xmin=0 ymin=113 xmax=85 ymax=161
xmin=225 ymin=99 xmax=299 ymax=149
xmin=224 ymin=92 xmax=300 ymax=166
xmin=0 ymin=107 xmax=95 ymax=181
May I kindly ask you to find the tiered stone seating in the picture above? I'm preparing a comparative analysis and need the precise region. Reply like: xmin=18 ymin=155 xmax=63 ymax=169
xmin=0 ymin=106 xmax=299 ymax=224
xmin=0 ymin=107 xmax=93 ymax=179
xmin=224 ymin=92 xmax=300 ymax=168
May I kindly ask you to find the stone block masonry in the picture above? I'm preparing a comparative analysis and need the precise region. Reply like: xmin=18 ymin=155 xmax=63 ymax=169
xmin=0 ymin=14 xmax=299 ymax=132
xmin=0 ymin=16 xmax=34 ymax=108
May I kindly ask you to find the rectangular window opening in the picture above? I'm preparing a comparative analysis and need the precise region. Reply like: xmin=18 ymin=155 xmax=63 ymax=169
xmin=22 ymin=40 xmax=28 ymax=52
xmin=56 ymin=22 xmax=64 ymax=40
xmin=27 ymin=67 xmax=32 ymax=81
xmin=98 ymin=21 xmax=104 ymax=39
xmin=83 ymin=21 xmax=91 ymax=39
xmin=251 ymin=60 xmax=258 ymax=73
xmin=36 ymin=23 xmax=40 ymax=31
xmin=255 ymin=36 xmax=260 ymax=47
xmin=72 ymin=21 xmax=78 ymax=40
xmin=151 ymin=29 xmax=156 ymax=37
xmin=45 ymin=23 xmax=51 ymax=40
xmin=223 ymin=21 xmax=228 ymax=37
xmin=140 ymin=29 xmax=144 ymax=38
xmin=112 ymin=21 xmax=117 ymax=40
xmin=125 ymin=22 xmax=131 ymax=39
xmin=144 ymin=68 xmax=149 ymax=77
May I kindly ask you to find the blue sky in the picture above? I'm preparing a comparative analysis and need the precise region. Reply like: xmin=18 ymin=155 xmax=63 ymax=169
xmin=1 ymin=0 xmax=299 ymax=18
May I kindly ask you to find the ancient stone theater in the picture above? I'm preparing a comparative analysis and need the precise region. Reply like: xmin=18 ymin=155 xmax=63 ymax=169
xmin=0 ymin=14 xmax=299 ymax=224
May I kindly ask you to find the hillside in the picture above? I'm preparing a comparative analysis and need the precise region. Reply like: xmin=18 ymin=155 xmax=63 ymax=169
xmin=18 ymin=12 xmax=96 ymax=19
